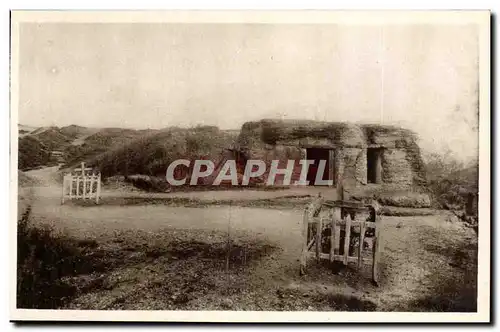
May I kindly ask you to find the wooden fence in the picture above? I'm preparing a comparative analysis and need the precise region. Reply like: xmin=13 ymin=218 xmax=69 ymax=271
xmin=300 ymin=198 xmax=383 ymax=284
xmin=62 ymin=162 xmax=101 ymax=204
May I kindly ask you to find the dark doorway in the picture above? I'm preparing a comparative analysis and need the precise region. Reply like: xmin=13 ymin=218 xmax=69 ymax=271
xmin=367 ymin=148 xmax=382 ymax=184
xmin=306 ymin=148 xmax=333 ymax=186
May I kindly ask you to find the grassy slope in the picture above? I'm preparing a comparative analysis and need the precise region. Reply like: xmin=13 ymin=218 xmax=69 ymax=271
xmin=18 ymin=125 xmax=162 ymax=171
xmin=61 ymin=128 xmax=158 ymax=169
xmin=89 ymin=126 xmax=238 ymax=178
xmin=18 ymin=136 xmax=53 ymax=170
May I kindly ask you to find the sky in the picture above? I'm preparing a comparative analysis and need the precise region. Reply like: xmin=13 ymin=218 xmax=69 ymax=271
xmin=18 ymin=23 xmax=479 ymax=161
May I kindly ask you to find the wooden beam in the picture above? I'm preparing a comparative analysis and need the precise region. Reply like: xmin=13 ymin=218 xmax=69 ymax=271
xmin=329 ymin=209 xmax=336 ymax=262
xmin=82 ymin=174 xmax=87 ymax=199
xmin=69 ymin=176 xmax=73 ymax=200
xmin=307 ymin=238 xmax=315 ymax=250
xmin=89 ymin=173 xmax=95 ymax=199
xmin=310 ymin=218 xmax=377 ymax=230
xmin=76 ymin=176 xmax=80 ymax=198
xmin=358 ymin=222 xmax=365 ymax=269
xmin=343 ymin=218 xmax=351 ymax=265
xmin=308 ymin=252 xmax=372 ymax=264
xmin=316 ymin=216 xmax=323 ymax=262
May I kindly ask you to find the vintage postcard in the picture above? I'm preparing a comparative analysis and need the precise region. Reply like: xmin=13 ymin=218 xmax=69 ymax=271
xmin=10 ymin=11 xmax=490 ymax=322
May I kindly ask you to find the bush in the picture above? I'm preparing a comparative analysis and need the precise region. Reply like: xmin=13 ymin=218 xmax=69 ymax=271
xmin=90 ymin=126 xmax=237 ymax=179
xmin=18 ymin=171 xmax=41 ymax=187
xmin=424 ymin=152 xmax=478 ymax=210
xmin=16 ymin=206 xmax=99 ymax=308
xmin=18 ymin=136 xmax=52 ymax=170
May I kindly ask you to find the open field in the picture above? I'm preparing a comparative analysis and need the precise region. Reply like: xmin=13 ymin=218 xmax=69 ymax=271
xmin=16 ymin=167 xmax=478 ymax=311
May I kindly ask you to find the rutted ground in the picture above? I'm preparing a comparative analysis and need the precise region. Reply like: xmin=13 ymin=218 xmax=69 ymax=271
xmin=17 ymin=167 xmax=477 ymax=311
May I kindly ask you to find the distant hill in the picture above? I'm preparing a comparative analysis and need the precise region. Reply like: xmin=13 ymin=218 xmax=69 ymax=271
xmin=88 ymin=126 xmax=239 ymax=179
xmin=18 ymin=135 xmax=53 ymax=170
xmin=17 ymin=124 xmax=240 ymax=175
xmin=31 ymin=127 xmax=73 ymax=151
xmin=18 ymin=124 xmax=38 ymax=137
xmin=62 ymin=127 xmax=159 ymax=168
xmin=59 ymin=125 xmax=98 ymax=140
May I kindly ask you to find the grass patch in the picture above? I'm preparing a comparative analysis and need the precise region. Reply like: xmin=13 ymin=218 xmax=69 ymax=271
xmin=406 ymin=225 xmax=477 ymax=312
xmin=16 ymin=206 xmax=107 ymax=308
xmin=17 ymin=212 xmax=278 ymax=310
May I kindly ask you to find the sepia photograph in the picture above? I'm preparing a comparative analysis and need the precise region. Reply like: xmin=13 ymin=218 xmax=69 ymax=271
xmin=9 ymin=11 xmax=490 ymax=322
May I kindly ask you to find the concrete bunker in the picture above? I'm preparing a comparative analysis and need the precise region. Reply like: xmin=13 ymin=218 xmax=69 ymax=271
xmin=236 ymin=119 xmax=429 ymax=204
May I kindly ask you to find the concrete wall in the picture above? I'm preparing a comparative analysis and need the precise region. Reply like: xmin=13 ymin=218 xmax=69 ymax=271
xmin=336 ymin=147 xmax=366 ymax=188
xmin=245 ymin=144 xmax=304 ymax=186
xmin=238 ymin=120 xmax=427 ymax=191
xmin=381 ymin=149 xmax=413 ymax=187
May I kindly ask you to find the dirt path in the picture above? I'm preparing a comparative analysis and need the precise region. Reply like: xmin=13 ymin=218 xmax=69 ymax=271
xmin=26 ymin=165 xmax=332 ymax=202
xmin=20 ymin=166 xmax=478 ymax=311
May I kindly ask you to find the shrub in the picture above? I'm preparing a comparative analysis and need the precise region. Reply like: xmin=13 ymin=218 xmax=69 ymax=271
xmin=16 ymin=207 xmax=99 ymax=308
xmin=18 ymin=136 xmax=52 ymax=170
xmin=89 ymin=126 xmax=237 ymax=179
xmin=424 ymin=152 xmax=478 ymax=210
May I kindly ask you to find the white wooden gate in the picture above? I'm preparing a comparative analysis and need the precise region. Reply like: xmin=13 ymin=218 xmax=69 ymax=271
xmin=62 ymin=162 xmax=101 ymax=204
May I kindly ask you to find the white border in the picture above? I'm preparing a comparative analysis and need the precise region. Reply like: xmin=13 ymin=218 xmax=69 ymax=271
xmin=9 ymin=10 xmax=491 ymax=323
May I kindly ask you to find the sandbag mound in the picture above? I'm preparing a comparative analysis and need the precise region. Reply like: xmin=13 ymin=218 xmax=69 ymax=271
xmin=125 ymin=175 xmax=170 ymax=193
xmin=376 ymin=192 xmax=431 ymax=208
xmin=348 ymin=186 xmax=431 ymax=208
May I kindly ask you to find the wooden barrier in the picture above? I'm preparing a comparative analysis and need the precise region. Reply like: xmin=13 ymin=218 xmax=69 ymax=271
xmin=62 ymin=162 xmax=101 ymax=204
xmin=300 ymin=199 xmax=383 ymax=285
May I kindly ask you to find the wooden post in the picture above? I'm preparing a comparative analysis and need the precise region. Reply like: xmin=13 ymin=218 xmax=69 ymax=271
xmin=343 ymin=218 xmax=351 ymax=265
xmin=329 ymin=208 xmax=336 ymax=262
xmin=316 ymin=216 xmax=322 ymax=262
xmin=358 ymin=221 xmax=365 ymax=269
xmin=76 ymin=176 xmax=80 ymax=198
xmin=69 ymin=176 xmax=73 ymax=200
xmin=96 ymin=173 xmax=101 ymax=204
xmin=372 ymin=219 xmax=382 ymax=285
xmin=89 ymin=173 xmax=95 ymax=199
xmin=300 ymin=206 xmax=309 ymax=275
xmin=83 ymin=175 xmax=87 ymax=200
xmin=329 ymin=208 xmax=336 ymax=263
